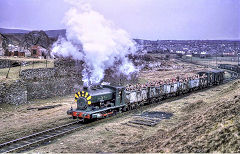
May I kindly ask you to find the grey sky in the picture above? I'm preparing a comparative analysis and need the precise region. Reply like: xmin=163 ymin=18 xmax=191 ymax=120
xmin=0 ymin=0 xmax=239 ymax=40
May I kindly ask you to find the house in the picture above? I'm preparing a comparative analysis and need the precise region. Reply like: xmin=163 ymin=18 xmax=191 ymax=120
xmin=176 ymin=51 xmax=185 ymax=55
xmin=0 ymin=34 xmax=4 ymax=56
xmin=31 ymin=45 xmax=48 ymax=58
xmin=4 ymin=50 xmax=25 ymax=57
xmin=200 ymin=51 xmax=211 ymax=58
xmin=222 ymin=52 xmax=235 ymax=56
xmin=2 ymin=44 xmax=31 ymax=57
xmin=4 ymin=44 xmax=26 ymax=57
xmin=22 ymin=48 xmax=31 ymax=57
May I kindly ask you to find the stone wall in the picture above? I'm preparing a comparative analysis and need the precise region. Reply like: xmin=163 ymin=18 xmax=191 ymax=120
xmin=20 ymin=67 xmax=82 ymax=80
xmin=0 ymin=80 xmax=27 ymax=105
xmin=0 ymin=83 xmax=5 ymax=104
xmin=0 ymin=59 xmax=41 ymax=69
xmin=26 ymin=77 xmax=82 ymax=100
xmin=0 ymin=60 xmax=83 ymax=105
xmin=0 ymin=59 xmax=10 ymax=69
xmin=0 ymin=58 xmax=138 ymax=105
xmin=19 ymin=66 xmax=82 ymax=101
xmin=20 ymin=68 xmax=56 ymax=80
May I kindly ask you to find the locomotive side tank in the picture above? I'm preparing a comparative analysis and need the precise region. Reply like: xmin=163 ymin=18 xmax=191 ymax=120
xmin=67 ymin=85 xmax=126 ymax=120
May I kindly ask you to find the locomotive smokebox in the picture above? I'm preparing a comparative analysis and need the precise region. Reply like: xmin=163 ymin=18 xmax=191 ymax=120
xmin=83 ymin=86 xmax=88 ymax=90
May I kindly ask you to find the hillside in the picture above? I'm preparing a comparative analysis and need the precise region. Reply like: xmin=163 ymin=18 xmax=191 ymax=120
xmin=125 ymin=80 xmax=240 ymax=153
xmin=0 ymin=29 xmax=65 ymax=50
xmin=0 ymin=28 xmax=66 ymax=38
xmin=0 ymin=28 xmax=29 ymax=34
xmin=26 ymin=78 xmax=240 ymax=153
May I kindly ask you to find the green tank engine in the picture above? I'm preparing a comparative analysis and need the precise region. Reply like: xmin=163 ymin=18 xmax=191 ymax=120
xmin=67 ymin=85 xmax=126 ymax=120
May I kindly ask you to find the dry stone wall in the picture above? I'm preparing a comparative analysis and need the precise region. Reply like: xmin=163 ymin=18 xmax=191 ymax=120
xmin=0 ymin=60 xmax=83 ymax=105
xmin=0 ymin=83 xmax=5 ymax=104
xmin=20 ymin=68 xmax=56 ymax=80
xmin=0 ymin=59 xmax=10 ymax=69
xmin=0 ymin=80 xmax=27 ymax=105
xmin=26 ymin=77 xmax=81 ymax=99
xmin=0 ymin=59 xmax=35 ymax=69
xmin=20 ymin=66 xmax=82 ymax=101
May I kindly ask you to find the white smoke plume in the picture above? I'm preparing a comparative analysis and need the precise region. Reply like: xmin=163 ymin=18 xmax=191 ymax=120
xmin=52 ymin=37 xmax=83 ymax=60
xmin=52 ymin=0 xmax=137 ymax=85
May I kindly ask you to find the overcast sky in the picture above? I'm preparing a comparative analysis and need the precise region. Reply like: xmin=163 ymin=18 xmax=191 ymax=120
xmin=0 ymin=0 xmax=239 ymax=40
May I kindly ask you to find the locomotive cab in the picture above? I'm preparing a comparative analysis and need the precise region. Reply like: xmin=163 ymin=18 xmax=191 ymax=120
xmin=67 ymin=85 xmax=126 ymax=120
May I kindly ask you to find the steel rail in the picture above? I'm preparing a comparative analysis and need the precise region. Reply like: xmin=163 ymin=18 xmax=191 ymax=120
xmin=0 ymin=121 xmax=82 ymax=153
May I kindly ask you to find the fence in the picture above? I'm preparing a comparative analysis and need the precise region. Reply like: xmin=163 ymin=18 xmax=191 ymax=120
xmin=0 ymin=59 xmax=54 ymax=80
xmin=182 ymin=56 xmax=239 ymax=68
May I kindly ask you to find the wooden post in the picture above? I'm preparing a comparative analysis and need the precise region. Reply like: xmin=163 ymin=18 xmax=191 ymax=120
xmin=6 ymin=60 xmax=11 ymax=78
xmin=215 ymin=51 xmax=217 ymax=67
xmin=19 ymin=61 xmax=22 ymax=76
xmin=238 ymin=52 xmax=240 ymax=66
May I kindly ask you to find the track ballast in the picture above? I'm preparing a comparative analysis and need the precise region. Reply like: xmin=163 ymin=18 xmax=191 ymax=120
xmin=0 ymin=121 xmax=83 ymax=153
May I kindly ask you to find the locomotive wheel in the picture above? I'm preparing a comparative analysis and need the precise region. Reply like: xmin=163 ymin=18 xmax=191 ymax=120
xmin=153 ymin=99 xmax=156 ymax=103
xmin=113 ymin=110 xmax=119 ymax=116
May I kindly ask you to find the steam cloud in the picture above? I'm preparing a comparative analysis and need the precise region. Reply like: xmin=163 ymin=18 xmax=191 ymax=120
xmin=52 ymin=0 xmax=137 ymax=85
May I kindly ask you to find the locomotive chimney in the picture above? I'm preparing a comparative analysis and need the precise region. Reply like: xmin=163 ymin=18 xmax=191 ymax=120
xmin=83 ymin=86 xmax=88 ymax=90
xmin=83 ymin=82 xmax=89 ymax=90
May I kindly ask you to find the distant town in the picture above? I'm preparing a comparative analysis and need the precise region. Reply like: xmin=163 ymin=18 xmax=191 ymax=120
xmin=135 ymin=39 xmax=240 ymax=57
xmin=0 ymin=28 xmax=240 ymax=60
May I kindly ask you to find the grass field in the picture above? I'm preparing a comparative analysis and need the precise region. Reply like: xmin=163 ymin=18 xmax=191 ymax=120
xmin=0 ymin=59 xmax=54 ymax=81
xmin=183 ymin=56 xmax=239 ymax=67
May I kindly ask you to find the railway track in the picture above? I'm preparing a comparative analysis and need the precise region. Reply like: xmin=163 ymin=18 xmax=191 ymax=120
xmin=1 ymin=78 xmax=238 ymax=153
xmin=0 ymin=121 xmax=83 ymax=153
xmin=179 ymin=58 xmax=239 ymax=81
xmin=0 ymin=63 xmax=238 ymax=153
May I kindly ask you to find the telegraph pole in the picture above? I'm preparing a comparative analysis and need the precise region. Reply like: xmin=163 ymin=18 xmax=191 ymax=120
xmin=191 ymin=53 xmax=192 ymax=63
xmin=238 ymin=52 xmax=240 ymax=66
xmin=216 ymin=50 xmax=217 ymax=67
xmin=234 ymin=41 xmax=239 ymax=66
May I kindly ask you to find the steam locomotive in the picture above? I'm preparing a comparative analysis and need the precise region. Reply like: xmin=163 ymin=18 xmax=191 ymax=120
xmin=67 ymin=70 xmax=224 ymax=120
